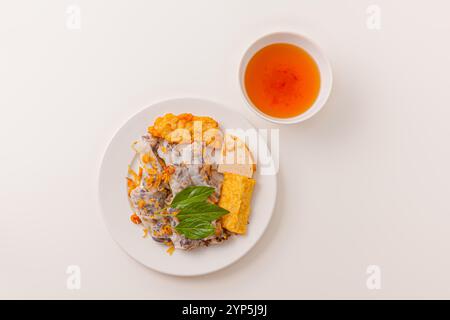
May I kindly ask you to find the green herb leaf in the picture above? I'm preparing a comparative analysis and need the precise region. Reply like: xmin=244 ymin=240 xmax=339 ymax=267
xmin=176 ymin=202 xmax=229 ymax=222
xmin=175 ymin=218 xmax=216 ymax=240
xmin=171 ymin=186 xmax=215 ymax=209
xmin=171 ymin=186 xmax=229 ymax=240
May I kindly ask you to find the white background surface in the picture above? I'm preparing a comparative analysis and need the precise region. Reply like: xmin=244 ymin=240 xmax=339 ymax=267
xmin=1 ymin=0 xmax=450 ymax=299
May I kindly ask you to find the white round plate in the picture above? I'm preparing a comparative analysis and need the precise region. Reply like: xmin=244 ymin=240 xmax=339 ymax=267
xmin=98 ymin=98 xmax=277 ymax=276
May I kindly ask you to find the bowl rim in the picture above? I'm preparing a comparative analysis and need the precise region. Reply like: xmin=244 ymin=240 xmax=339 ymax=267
xmin=238 ymin=31 xmax=333 ymax=125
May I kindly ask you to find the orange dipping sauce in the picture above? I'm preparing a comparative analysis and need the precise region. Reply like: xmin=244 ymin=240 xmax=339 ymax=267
xmin=244 ymin=43 xmax=321 ymax=118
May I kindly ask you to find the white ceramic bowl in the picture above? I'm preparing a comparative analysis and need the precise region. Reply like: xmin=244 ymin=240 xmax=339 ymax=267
xmin=239 ymin=32 xmax=333 ymax=124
